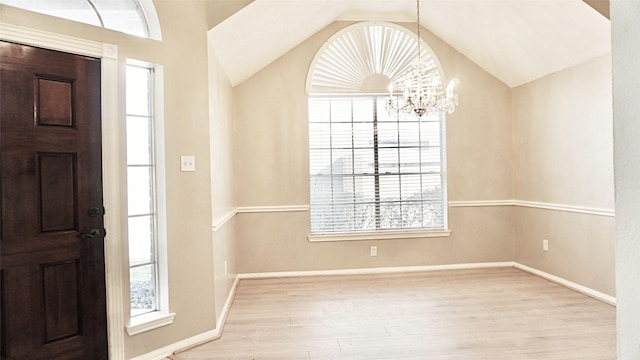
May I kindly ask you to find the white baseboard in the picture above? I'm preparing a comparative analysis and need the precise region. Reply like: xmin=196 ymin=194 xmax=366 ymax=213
xmin=131 ymin=275 xmax=241 ymax=360
xmin=170 ymin=276 xmax=240 ymax=357
xmin=514 ymin=263 xmax=616 ymax=306
xmin=129 ymin=329 xmax=218 ymax=360
xmin=216 ymin=276 xmax=240 ymax=333
xmin=137 ymin=262 xmax=615 ymax=360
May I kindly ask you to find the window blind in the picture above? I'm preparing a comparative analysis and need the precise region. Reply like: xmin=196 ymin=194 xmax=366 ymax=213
xmin=309 ymin=95 xmax=447 ymax=234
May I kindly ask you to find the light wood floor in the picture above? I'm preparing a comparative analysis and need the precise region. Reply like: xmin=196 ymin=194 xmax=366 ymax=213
xmin=171 ymin=267 xmax=616 ymax=360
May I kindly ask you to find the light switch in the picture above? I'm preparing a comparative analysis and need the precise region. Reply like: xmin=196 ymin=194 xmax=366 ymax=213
xmin=180 ymin=155 xmax=196 ymax=172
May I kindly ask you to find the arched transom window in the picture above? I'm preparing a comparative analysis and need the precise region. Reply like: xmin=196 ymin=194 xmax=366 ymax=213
xmin=306 ymin=22 xmax=449 ymax=237
xmin=0 ymin=0 xmax=161 ymax=39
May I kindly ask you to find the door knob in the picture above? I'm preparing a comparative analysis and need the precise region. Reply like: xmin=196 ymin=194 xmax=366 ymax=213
xmin=80 ymin=229 xmax=102 ymax=239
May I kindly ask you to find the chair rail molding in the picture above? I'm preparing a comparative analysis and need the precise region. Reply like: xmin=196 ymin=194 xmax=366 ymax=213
xmin=236 ymin=205 xmax=310 ymax=213
xmin=212 ymin=208 xmax=237 ymax=232
xmin=448 ymin=199 xmax=614 ymax=217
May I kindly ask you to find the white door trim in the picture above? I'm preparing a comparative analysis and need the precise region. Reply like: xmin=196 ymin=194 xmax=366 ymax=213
xmin=0 ymin=23 xmax=125 ymax=360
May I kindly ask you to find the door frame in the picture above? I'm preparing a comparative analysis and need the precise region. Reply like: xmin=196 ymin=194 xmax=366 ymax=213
xmin=0 ymin=23 xmax=126 ymax=360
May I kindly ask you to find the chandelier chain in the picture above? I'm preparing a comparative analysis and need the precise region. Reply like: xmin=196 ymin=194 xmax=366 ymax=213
xmin=417 ymin=0 xmax=421 ymax=64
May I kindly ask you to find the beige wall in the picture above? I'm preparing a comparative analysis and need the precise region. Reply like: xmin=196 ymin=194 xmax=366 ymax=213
xmin=611 ymin=1 xmax=640 ymax=358
xmin=237 ymin=207 xmax=514 ymax=273
xmin=514 ymin=207 xmax=614 ymax=294
xmin=513 ymin=55 xmax=614 ymax=208
xmin=1 ymin=1 xmax=218 ymax=358
xmin=512 ymin=55 xmax=615 ymax=296
xmin=208 ymin=38 xmax=238 ymax=320
xmin=233 ymin=21 xmax=514 ymax=273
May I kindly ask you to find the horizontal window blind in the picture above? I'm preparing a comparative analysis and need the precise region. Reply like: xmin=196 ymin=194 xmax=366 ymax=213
xmin=309 ymin=96 xmax=447 ymax=234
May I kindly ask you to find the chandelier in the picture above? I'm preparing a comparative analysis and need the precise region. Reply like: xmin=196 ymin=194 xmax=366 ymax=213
xmin=387 ymin=0 xmax=459 ymax=117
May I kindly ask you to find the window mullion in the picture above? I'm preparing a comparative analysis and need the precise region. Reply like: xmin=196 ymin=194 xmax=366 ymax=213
xmin=418 ymin=114 xmax=425 ymax=228
xmin=373 ymin=98 xmax=380 ymax=230
xmin=130 ymin=261 xmax=155 ymax=269
xmin=350 ymin=98 xmax=356 ymax=230
xmin=329 ymin=99 xmax=335 ymax=232
xmin=396 ymin=101 xmax=402 ymax=227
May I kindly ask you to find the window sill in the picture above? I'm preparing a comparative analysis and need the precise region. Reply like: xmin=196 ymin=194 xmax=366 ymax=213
xmin=126 ymin=311 xmax=176 ymax=336
xmin=308 ymin=229 xmax=451 ymax=242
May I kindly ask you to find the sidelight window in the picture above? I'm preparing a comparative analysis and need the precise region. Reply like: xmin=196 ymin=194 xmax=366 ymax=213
xmin=125 ymin=62 xmax=172 ymax=333
xmin=126 ymin=63 xmax=158 ymax=317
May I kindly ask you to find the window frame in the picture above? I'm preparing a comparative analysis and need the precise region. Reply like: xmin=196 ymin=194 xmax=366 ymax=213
xmin=306 ymin=22 xmax=454 ymax=241
xmin=307 ymin=93 xmax=451 ymax=241
xmin=124 ymin=60 xmax=173 ymax=335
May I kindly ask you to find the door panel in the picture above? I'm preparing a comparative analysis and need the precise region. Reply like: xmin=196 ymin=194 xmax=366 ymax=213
xmin=37 ymin=77 xmax=74 ymax=127
xmin=39 ymin=154 xmax=78 ymax=232
xmin=0 ymin=41 xmax=108 ymax=360
xmin=42 ymin=260 xmax=80 ymax=343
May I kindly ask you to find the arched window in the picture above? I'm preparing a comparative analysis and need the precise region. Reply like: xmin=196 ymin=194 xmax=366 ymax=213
xmin=0 ymin=0 xmax=161 ymax=39
xmin=306 ymin=22 xmax=449 ymax=237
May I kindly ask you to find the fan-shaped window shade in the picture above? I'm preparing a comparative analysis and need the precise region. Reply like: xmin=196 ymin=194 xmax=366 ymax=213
xmin=306 ymin=22 xmax=443 ymax=94
xmin=307 ymin=22 xmax=449 ymax=237
xmin=0 ymin=0 xmax=161 ymax=39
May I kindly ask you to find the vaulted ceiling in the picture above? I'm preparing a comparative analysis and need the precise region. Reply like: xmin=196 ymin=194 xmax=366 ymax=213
xmin=207 ymin=0 xmax=610 ymax=88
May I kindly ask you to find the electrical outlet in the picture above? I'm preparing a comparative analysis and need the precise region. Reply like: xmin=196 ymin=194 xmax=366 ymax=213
xmin=370 ymin=245 xmax=377 ymax=257
xmin=542 ymin=239 xmax=549 ymax=251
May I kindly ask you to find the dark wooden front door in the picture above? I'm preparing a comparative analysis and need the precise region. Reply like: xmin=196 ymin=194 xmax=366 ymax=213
xmin=0 ymin=42 xmax=108 ymax=359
